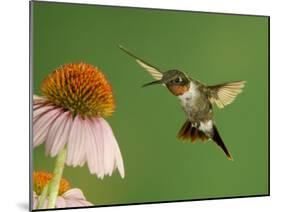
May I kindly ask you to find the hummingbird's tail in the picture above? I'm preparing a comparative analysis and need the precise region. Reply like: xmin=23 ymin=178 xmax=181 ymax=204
xmin=212 ymin=125 xmax=233 ymax=161
xmin=177 ymin=120 xmax=233 ymax=160
xmin=177 ymin=120 xmax=208 ymax=142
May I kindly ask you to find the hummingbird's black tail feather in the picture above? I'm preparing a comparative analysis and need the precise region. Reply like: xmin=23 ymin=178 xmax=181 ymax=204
xmin=177 ymin=120 xmax=208 ymax=142
xmin=212 ymin=125 xmax=233 ymax=161
xmin=178 ymin=120 xmax=233 ymax=161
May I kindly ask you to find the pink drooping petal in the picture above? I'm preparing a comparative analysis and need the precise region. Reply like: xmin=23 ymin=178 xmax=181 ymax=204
xmin=92 ymin=119 xmax=105 ymax=178
xmin=99 ymin=118 xmax=125 ymax=178
xmin=66 ymin=115 xmax=86 ymax=167
xmin=45 ymin=111 xmax=72 ymax=157
xmin=74 ymin=200 xmax=93 ymax=206
xmin=62 ymin=188 xmax=86 ymax=200
xmin=45 ymin=111 xmax=68 ymax=155
xmin=86 ymin=119 xmax=100 ymax=175
xmin=63 ymin=199 xmax=84 ymax=207
xmin=55 ymin=196 xmax=66 ymax=208
xmin=113 ymin=138 xmax=125 ymax=178
xmin=97 ymin=118 xmax=115 ymax=177
xmin=33 ymin=95 xmax=48 ymax=104
xmin=76 ymin=117 xmax=87 ymax=167
xmin=77 ymin=159 xmax=86 ymax=167
xmin=62 ymin=189 xmax=94 ymax=207
xmin=50 ymin=113 xmax=73 ymax=157
xmin=64 ymin=199 xmax=93 ymax=207
xmin=33 ymin=108 xmax=62 ymax=148
xmin=84 ymin=119 xmax=99 ymax=175
xmin=87 ymin=118 xmax=105 ymax=178
xmin=33 ymin=192 xmax=38 ymax=209
xmin=86 ymin=117 xmax=125 ymax=179
xmin=74 ymin=116 xmax=87 ymax=167
xmin=33 ymin=102 xmax=45 ymax=110
xmin=66 ymin=115 xmax=80 ymax=166
xmin=33 ymin=104 xmax=55 ymax=123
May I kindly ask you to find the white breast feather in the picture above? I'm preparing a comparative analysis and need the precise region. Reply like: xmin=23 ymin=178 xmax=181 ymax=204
xmin=178 ymin=81 xmax=199 ymax=106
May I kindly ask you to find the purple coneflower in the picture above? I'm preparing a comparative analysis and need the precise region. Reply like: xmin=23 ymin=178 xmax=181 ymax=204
xmin=33 ymin=63 xmax=124 ymax=208
xmin=33 ymin=171 xmax=93 ymax=209
xmin=34 ymin=63 xmax=124 ymax=178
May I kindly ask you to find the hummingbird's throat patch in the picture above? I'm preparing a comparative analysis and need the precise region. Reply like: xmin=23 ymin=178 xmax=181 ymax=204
xmin=167 ymin=85 xmax=189 ymax=96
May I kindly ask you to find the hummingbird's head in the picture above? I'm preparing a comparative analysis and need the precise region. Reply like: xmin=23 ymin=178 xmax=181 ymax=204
xmin=143 ymin=70 xmax=190 ymax=96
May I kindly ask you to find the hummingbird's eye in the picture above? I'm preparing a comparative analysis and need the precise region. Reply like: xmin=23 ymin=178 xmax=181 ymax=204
xmin=173 ymin=77 xmax=182 ymax=84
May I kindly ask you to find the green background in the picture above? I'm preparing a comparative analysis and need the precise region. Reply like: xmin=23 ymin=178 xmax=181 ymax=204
xmin=32 ymin=1 xmax=269 ymax=207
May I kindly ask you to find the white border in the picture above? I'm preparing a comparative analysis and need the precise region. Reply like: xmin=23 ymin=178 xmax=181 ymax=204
xmin=0 ymin=0 xmax=279 ymax=212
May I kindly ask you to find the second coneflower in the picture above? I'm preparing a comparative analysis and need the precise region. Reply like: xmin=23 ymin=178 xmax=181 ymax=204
xmin=33 ymin=171 xmax=93 ymax=209
xmin=33 ymin=63 xmax=125 ymax=208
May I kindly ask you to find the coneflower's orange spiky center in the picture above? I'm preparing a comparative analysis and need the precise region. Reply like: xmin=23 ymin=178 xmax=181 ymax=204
xmin=33 ymin=171 xmax=70 ymax=196
xmin=40 ymin=63 xmax=115 ymax=118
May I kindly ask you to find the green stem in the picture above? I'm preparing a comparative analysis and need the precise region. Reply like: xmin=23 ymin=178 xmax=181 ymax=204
xmin=47 ymin=148 xmax=67 ymax=208
xmin=36 ymin=183 xmax=49 ymax=209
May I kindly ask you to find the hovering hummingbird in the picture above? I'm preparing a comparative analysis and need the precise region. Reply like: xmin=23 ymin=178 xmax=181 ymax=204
xmin=119 ymin=45 xmax=246 ymax=160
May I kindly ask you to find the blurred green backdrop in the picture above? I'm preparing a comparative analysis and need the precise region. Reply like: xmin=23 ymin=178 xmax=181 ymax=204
xmin=32 ymin=1 xmax=269 ymax=206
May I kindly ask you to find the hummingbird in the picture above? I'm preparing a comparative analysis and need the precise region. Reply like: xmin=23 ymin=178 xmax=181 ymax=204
xmin=119 ymin=45 xmax=246 ymax=161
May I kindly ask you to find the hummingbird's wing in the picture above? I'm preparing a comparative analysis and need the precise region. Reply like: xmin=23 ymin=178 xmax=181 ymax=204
xmin=119 ymin=45 xmax=163 ymax=80
xmin=207 ymin=80 xmax=246 ymax=108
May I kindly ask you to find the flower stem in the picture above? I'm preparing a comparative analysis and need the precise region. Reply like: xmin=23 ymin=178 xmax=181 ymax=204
xmin=47 ymin=148 xmax=67 ymax=208
xmin=36 ymin=183 xmax=49 ymax=209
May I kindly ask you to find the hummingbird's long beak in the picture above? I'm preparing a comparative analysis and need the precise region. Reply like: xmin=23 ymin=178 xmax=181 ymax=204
xmin=142 ymin=80 xmax=163 ymax=87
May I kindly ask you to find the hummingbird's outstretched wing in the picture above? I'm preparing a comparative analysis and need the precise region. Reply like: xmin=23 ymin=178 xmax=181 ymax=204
xmin=119 ymin=45 xmax=163 ymax=80
xmin=207 ymin=80 xmax=246 ymax=108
